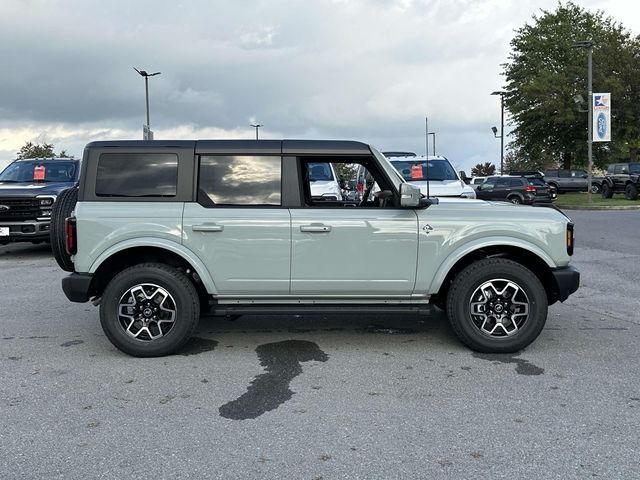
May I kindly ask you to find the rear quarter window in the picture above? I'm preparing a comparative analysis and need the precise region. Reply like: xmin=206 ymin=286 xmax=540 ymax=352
xmin=95 ymin=153 xmax=178 ymax=197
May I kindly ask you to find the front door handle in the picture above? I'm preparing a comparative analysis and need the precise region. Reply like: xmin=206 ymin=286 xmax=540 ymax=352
xmin=300 ymin=224 xmax=331 ymax=233
xmin=192 ymin=223 xmax=224 ymax=232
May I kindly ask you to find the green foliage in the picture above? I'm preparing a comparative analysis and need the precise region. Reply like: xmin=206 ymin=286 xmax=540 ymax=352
xmin=471 ymin=162 xmax=496 ymax=177
xmin=16 ymin=142 xmax=73 ymax=159
xmin=503 ymin=2 xmax=640 ymax=170
xmin=333 ymin=163 xmax=357 ymax=181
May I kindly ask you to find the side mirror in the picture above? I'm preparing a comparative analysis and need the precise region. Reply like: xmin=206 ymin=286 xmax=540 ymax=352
xmin=400 ymin=183 xmax=421 ymax=207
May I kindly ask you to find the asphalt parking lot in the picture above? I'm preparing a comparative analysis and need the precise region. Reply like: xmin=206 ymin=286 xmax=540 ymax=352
xmin=1 ymin=209 xmax=639 ymax=479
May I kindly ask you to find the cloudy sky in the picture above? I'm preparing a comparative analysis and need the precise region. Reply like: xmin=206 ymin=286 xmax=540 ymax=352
xmin=0 ymin=0 xmax=638 ymax=172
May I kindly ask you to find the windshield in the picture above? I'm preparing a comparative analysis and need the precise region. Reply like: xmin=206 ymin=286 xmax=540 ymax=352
xmin=308 ymin=163 xmax=334 ymax=181
xmin=0 ymin=160 xmax=78 ymax=183
xmin=630 ymin=163 xmax=640 ymax=174
xmin=391 ymin=159 xmax=458 ymax=182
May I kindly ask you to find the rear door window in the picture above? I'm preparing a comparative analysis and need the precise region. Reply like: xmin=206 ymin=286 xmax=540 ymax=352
xmin=198 ymin=155 xmax=281 ymax=206
xmin=508 ymin=178 xmax=523 ymax=187
xmin=96 ymin=153 xmax=178 ymax=197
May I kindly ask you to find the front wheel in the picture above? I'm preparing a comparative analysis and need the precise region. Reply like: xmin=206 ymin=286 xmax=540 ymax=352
xmin=601 ymin=182 xmax=614 ymax=199
xmin=625 ymin=183 xmax=638 ymax=200
xmin=446 ymin=258 xmax=548 ymax=353
xmin=590 ymin=183 xmax=601 ymax=194
xmin=100 ymin=263 xmax=200 ymax=357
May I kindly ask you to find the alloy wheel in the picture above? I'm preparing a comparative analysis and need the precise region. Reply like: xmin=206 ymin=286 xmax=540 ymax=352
xmin=469 ymin=278 xmax=529 ymax=337
xmin=117 ymin=283 xmax=177 ymax=341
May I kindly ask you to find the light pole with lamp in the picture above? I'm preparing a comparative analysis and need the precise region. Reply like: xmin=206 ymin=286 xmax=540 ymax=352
xmin=250 ymin=123 xmax=263 ymax=140
xmin=133 ymin=68 xmax=161 ymax=140
xmin=491 ymin=90 xmax=505 ymax=175
xmin=573 ymin=40 xmax=595 ymax=204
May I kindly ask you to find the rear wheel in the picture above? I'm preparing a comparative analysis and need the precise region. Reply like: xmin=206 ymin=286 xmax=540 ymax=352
xmin=50 ymin=187 xmax=78 ymax=271
xmin=508 ymin=195 xmax=522 ymax=204
xmin=446 ymin=258 xmax=548 ymax=353
xmin=601 ymin=182 xmax=614 ymax=199
xmin=590 ymin=183 xmax=601 ymax=194
xmin=100 ymin=263 xmax=200 ymax=357
xmin=625 ymin=183 xmax=638 ymax=200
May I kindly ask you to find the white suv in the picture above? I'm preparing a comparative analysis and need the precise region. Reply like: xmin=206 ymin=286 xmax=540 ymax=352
xmin=308 ymin=162 xmax=343 ymax=201
xmin=387 ymin=155 xmax=476 ymax=198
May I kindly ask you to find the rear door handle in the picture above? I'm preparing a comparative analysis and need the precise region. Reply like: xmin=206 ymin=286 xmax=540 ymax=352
xmin=192 ymin=223 xmax=224 ymax=232
xmin=300 ymin=224 xmax=331 ymax=233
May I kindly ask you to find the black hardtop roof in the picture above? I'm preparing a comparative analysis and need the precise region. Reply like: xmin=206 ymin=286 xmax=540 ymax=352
xmin=85 ymin=139 xmax=372 ymax=155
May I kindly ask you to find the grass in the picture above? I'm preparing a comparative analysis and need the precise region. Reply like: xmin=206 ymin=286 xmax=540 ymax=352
xmin=554 ymin=192 xmax=640 ymax=208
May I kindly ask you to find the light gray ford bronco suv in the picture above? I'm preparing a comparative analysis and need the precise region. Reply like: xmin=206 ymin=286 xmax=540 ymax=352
xmin=54 ymin=140 xmax=579 ymax=357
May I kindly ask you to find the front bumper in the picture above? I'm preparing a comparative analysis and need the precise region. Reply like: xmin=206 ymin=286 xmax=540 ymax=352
xmin=0 ymin=220 xmax=51 ymax=243
xmin=62 ymin=273 xmax=93 ymax=303
xmin=551 ymin=265 xmax=580 ymax=303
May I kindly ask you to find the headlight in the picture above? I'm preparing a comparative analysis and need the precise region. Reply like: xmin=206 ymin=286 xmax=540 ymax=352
xmin=460 ymin=190 xmax=476 ymax=199
xmin=36 ymin=195 xmax=56 ymax=206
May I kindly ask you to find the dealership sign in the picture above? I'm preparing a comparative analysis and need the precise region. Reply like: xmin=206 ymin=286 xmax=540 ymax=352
xmin=593 ymin=93 xmax=611 ymax=142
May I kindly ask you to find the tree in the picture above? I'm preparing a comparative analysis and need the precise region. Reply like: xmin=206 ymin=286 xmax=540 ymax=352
xmin=503 ymin=2 xmax=640 ymax=170
xmin=333 ymin=163 xmax=357 ymax=182
xmin=471 ymin=162 xmax=496 ymax=177
xmin=16 ymin=141 xmax=73 ymax=159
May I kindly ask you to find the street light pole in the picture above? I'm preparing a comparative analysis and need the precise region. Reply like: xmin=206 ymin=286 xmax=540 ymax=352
xmin=491 ymin=91 xmax=505 ymax=175
xmin=425 ymin=116 xmax=430 ymax=198
xmin=250 ymin=123 xmax=263 ymax=140
xmin=573 ymin=41 xmax=595 ymax=203
xmin=134 ymin=68 xmax=161 ymax=140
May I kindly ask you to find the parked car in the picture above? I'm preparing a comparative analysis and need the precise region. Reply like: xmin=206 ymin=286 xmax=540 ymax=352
xmin=308 ymin=162 xmax=343 ymax=201
xmin=601 ymin=162 xmax=640 ymax=200
xmin=0 ymin=157 xmax=80 ymax=245
xmin=386 ymin=155 xmax=476 ymax=198
xmin=543 ymin=169 xmax=603 ymax=194
xmin=55 ymin=139 xmax=578 ymax=357
xmin=475 ymin=175 xmax=555 ymax=205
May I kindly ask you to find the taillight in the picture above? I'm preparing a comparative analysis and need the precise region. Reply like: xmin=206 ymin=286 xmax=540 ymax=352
xmin=566 ymin=223 xmax=574 ymax=256
xmin=65 ymin=217 xmax=77 ymax=255
xmin=525 ymin=185 xmax=536 ymax=192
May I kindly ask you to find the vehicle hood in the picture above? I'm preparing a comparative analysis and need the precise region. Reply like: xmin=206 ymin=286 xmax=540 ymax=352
xmin=408 ymin=179 xmax=468 ymax=197
xmin=0 ymin=181 xmax=75 ymax=197
xmin=431 ymin=197 xmax=571 ymax=220
xmin=310 ymin=180 xmax=340 ymax=197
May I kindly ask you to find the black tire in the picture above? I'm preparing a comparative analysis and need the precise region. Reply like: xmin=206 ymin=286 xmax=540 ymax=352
xmin=446 ymin=258 xmax=548 ymax=353
xmin=601 ymin=182 xmax=614 ymax=199
xmin=624 ymin=183 xmax=638 ymax=200
xmin=590 ymin=183 xmax=601 ymax=194
xmin=508 ymin=195 xmax=522 ymax=205
xmin=50 ymin=187 xmax=78 ymax=272
xmin=99 ymin=263 xmax=200 ymax=357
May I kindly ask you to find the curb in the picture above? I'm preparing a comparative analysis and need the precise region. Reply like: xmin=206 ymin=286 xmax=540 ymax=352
xmin=557 ymin=205 xmax=640 ymax=211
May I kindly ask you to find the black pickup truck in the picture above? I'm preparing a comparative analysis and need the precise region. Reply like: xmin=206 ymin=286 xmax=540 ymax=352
xmin=0 ymin=157 xmax=80 ymax=245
